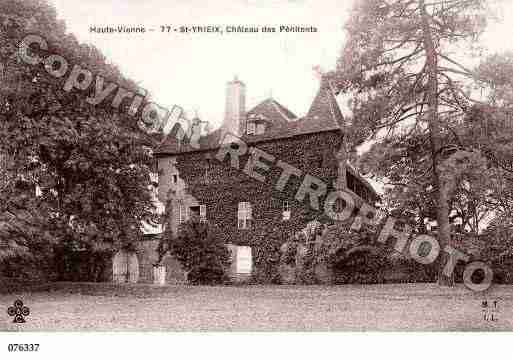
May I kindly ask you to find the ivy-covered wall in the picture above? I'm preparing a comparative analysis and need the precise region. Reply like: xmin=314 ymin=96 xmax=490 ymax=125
xmin=169 ymin=130 xmax=345 ymax=246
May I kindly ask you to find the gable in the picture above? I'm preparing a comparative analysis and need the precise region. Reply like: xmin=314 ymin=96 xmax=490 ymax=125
xmin=246 ymin=98 xmax=296 ymax=126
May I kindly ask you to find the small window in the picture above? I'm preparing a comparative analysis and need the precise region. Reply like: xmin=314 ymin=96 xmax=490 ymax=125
xmin=150 ymin=184 xmax=158 ymax=200
xmin=347 ymin=172 xmax=356 ymax=193
xmin=172 ymin=174 xmax=178 ymax=184
xmin=282 ymin=201 xmax=291 ymax=221
xmin=363 ymin=189 xmax=370 ymax=203
xmin=256 ymin=123 xmax=266 ymax=135
xmin=238 ymin=202 xmax=253 ymax=229
xmin=355 ymin=183 xmax=363 ymax=199
xmin=189 ymin=205 xmax=206 ymax=222
xmin=203 ymin=167 xmax=209 ymax=183
xmin=200 ymin=204 xmax=206 ymax=222
xmin=247 ymin=122 xmax=256 ymax=135
xmin=189 ymin=205 xmax=200 ymax=218
xmin=178 ymin=204 xmax=186 ymax=223
xmin=204 ymin=161 xmax=211 ymax=184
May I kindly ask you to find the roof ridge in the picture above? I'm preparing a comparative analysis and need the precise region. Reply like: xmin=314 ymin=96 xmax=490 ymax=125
xmin=270 ymin=98 xmax=294 ymax=122
xmin=326 ymin=80 xmax=343 ymax=129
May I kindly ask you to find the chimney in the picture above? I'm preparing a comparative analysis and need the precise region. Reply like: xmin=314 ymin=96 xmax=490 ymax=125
xmin=223 ymin=76 xmax=246 ymax=136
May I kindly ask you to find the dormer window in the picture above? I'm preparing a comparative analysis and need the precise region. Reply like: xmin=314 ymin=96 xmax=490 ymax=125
xmin=256 ymin=123 xmax=266 ymax=135
xmin=247 ymin=122 xmax=256 ymax=135
xmin=282 ymin=201 xmax=291 ymax=221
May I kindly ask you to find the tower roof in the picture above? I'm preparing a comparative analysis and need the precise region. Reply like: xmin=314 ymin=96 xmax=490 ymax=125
xmin=305 ymin=74 xmax=344 ymax=130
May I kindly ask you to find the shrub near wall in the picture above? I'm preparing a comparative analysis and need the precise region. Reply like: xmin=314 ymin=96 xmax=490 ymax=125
xmin=167 ymin=218 xmax=231 ymax=285
xmin=0 ymin=255 xmax=56 ymax=284
xmin=52 ymin=247 xmax=113 ymax=282
xmin=250 ymin=220 xmax=298 ymax=284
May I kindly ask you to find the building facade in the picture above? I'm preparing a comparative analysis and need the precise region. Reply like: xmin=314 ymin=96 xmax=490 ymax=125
xmin=154 ymin=76 xmax=378 ymax=280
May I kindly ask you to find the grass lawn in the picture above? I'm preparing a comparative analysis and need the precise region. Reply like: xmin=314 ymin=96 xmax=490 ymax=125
xmin=1 ymin=283 xmax=512 ymax=331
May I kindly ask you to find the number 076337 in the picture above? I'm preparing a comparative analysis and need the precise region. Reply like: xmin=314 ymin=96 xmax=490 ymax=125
xmin=7 ymin=344 xmax=40 ymax=352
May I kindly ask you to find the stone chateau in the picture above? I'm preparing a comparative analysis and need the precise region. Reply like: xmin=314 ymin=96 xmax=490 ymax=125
xmin=147 ymin=75 xmax=379 ymax=282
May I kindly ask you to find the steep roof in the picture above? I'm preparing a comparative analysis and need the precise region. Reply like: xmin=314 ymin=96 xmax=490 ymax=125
xmin=305 ymin=75 xmax=344 ymax=130
xmin=246 ymin=98 xmax=297 ymax=125
xmin=155 ymin=76 xmax=344 ymax=155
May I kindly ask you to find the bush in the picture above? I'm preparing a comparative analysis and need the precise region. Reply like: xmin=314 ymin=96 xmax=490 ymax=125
xmin=246 ymin=220 xmax=441 ymax=285
xmin=250 ymin=221 xmax=295 ymax=284
xmin=276 ymin=221 xmax=330 ymax=284
xmin=165 ymin=218 xmax=231 ymax=285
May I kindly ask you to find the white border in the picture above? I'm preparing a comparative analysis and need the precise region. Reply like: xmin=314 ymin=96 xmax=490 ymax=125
xmin=1 ymin=333 xmax=511 ymax=359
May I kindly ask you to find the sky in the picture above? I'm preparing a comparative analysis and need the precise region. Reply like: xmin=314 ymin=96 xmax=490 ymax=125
xmin=49 ymin=0 xmax=513 ymax=129
xmin=48 ymin=0 xmax=357 ymax=128
xmin=44 ymin=0 xmax=513 ymax=211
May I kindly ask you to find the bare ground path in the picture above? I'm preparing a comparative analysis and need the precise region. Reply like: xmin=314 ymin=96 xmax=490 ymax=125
xmin=1 ymin=283 xmax=512 ymax=331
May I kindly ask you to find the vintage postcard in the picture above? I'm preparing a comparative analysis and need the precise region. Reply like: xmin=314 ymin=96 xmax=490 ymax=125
xmin=1 ymin=0 xmax=513 ymax=349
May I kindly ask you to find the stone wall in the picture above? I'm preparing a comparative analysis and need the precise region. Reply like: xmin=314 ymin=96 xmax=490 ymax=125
xmin=154 ymin=129 xmax=383 ymax=284
xmin=168 ymin=130 xmax=345 ymax=246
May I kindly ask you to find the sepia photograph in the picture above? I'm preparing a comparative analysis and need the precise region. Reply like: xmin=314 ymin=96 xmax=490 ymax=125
xmin=1 ymin=0 xmax=513 ymax=355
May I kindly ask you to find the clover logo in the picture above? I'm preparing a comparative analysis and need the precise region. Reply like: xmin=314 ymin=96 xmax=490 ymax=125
xmin=7 ymin=299 xmax=30 ymax=323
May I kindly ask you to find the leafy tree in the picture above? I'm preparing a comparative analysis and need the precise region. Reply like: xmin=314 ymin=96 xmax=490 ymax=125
xmin=335 ymin=0 xmax=502 ymax=285
xmin=165 ymin=217 xmax=231 ymax=285
xmin=0 ymin=0 xmax=158 ymax=278
xmin=461 ymin=53 xmax=513 ymax=225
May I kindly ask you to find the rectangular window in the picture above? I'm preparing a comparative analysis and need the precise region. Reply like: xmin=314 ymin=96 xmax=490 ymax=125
xmin=363 ymin=189 xmax=369 ymax=203
xmin=200 ymin=204 xmax=206 ymax=222
xmin=238 ymin=202 xmax=253 ymax=229
xmin=347 ymin=172 xmax=356 ymax=193
xmin=282 ymin=201 xmax=291 ymax=221
xmin=204 ymin=161 xmax=211 ymax=184
xmin=186 ymin=204 xmax=207 ymax=222
xmin=172 ymin=174 xmax=178 ymax=184
xmin=256 ymin=123 xmax=265 ymax=135
xmin=178 ymin=204 xmax=186 ymax=223
xmin=247 ymin=122 xmax=256 ymax=135
xmin=189 ymin=205 xmax=200 ymax=218
xmin=355 ymin=183 xmax=363 ymax=199
xmin=188 ymin=205 xmax=206 ymax=222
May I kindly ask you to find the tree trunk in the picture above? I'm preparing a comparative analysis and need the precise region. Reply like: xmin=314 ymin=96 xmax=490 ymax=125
xmin=420 ymin=0 xmax=454 ymax=286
